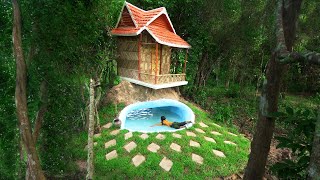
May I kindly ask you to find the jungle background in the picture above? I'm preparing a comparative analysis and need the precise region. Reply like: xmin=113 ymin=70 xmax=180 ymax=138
xmin=0 ymin=0 xmax=319 ymax=179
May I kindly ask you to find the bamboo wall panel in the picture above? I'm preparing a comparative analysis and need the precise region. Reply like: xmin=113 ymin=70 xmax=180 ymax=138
xmin=118 ymin=68 xmax=138 ymax=80
xmin=117 ymin=37 xmax=139 ymax=72
xmin=160 ymin=45 xmax=171 ymax=74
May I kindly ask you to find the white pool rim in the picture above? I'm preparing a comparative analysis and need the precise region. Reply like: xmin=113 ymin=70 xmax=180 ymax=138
xmin=119 ymin=99 xmax=195 ymax=133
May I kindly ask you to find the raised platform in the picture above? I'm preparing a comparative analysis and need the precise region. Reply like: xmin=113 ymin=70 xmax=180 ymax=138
xmin=120 ymin=77 xmax=188 ymax=90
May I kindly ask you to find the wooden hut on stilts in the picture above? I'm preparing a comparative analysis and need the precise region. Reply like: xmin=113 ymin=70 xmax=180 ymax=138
xmin=111 ymin=2 xmax=191 ymax=89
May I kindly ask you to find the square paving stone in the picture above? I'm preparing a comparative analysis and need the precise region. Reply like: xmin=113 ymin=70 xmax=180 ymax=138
xmin=212 ymin=149 xmax=226 ymax=158
xmin=159 ymin=157 xmax=173 ymax=172
xmin=228 ymin=132 xmax=238 ymax=136
xmin=132 ymin=154 xmax=146 ymax=167
xmin=204 ymin=136 xmax=216 ymax=143
xmin=195 ymin=128 xmax=205 ymax=134
xmin=156 ymin=134 xmax=165 ymax=140
xmin=140 ymin=134 xmax=149 ymax=140
xmin=186 ymin=131 xmax=197 ymax=137
xmin=172 ymin=133 xmax=182 ymax=139
xmin=110 ymin=129 xmax=120 ymax=136
xmin=147 ymin=143 xmax=160 ymax=153
xmin=102 ymin=123 xmax=112 ymax=129
xmin=224 ymin=141 xmax=237 ymax=146
xmin=105 ymin=150 xmax=117 ymax=160
xmin=124 ymin=141 xmax=137 ymax=152
xmin=212 ymin=122 xmax=221 ymax=128
xmin=199 ymin=122 xmax=209 ymax=128
xmin=190 ymin=140 xmax=200 ymax=147
xmin=105 ymin=139 xmax=116 ymax=149
xmin=211 ymin=131 xmax=222 ymax=136
xmin=125 ymin=132 xmax=133 ymax=140
xmin=170 ymin=143 xmax=181 ymax=152
xmin=192 ymin=153 xmax=203 ymax=164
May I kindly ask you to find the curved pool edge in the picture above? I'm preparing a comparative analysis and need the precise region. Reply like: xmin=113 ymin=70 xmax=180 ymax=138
xmin=119 ymin=99 xmax=195 ymax=133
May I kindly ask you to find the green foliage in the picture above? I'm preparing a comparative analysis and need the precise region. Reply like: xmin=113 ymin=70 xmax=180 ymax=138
xmin=182 ymin=84 xmax=257 ymax=126
xmin=270 ymin=107 xmax=318 ymax=179
xmin=0 ymin=2 xmax=20 ymax=179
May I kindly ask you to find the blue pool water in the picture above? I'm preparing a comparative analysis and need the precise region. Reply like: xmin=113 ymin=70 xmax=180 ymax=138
xmin=119 ymin=99 xmax=195 ymax=133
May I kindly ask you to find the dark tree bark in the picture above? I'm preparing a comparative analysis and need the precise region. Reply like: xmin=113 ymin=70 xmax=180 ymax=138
xmin=12 ymin=0 xmax=46 ymax=179
xmin=33 ymin=80 xmax=48 ymax=142
xmin=194 ymin=51 xmax=216 ymax=87
xmin=86 ymin=78 xmax=95 ymax=180
xmin=244 ymin=0 xmax=302 ymax=179
xmin=308 ymin=110 xmax=320 ymax=179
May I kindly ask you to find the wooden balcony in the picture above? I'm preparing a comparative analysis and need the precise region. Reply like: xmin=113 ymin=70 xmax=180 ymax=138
xmin=118 ymin=68 xmax=188 ymax=89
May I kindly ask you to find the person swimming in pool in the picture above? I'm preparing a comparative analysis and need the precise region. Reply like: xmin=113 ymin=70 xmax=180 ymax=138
xmin=150 ymin=116 xmax=192 ymax=129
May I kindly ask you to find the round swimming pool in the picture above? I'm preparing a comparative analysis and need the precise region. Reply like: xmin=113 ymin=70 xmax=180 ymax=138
xmin=119 ymin=99 xmax=195 ymax=133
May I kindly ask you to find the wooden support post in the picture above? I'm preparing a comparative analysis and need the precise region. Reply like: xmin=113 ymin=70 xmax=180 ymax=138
xmin=155 ymin=43 xmax=159 ymax=84
xmin=184 ymin=49 xmax=188 ymax=73
xmin=138 ymin=34 xmax=142 ymax=80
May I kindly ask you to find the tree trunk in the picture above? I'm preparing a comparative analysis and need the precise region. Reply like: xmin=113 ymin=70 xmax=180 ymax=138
xmin=86 ymin=78 xmax=95 ymax=180
xmin=33 ymin=80 xmax=48 ymax=142
xmin=307 ymin=109 xmax=320 ymax=179
xmin=244 ymin=0 xmax=302 ymax=179
xmin=12 ymin=0 xmax=46 ymax=179
xmin=95 ymin=85 xmax=101 ymax=133
xmin=244 ymin=54 xmax=283 ymax=179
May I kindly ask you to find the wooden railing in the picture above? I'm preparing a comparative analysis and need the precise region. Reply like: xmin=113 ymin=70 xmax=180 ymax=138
xmin=118 ymin=68 xmax=186 ymax=84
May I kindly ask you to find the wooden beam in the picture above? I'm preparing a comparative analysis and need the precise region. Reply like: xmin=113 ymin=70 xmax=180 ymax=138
xmin=138 ymin=34 xmax=142 ymax=80
xmin=155 ymin=43 xmax=159 ymax=84
xmin=184 ymin=49 xmax=188 ymax=73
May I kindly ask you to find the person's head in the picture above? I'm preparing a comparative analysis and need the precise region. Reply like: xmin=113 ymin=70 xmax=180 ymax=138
xmin=161 ymin=116 xmax=166 ymax=125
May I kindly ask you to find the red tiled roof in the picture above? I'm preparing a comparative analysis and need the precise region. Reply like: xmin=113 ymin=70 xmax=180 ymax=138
xmin=111 ymin=2 xmax=190 ymax=48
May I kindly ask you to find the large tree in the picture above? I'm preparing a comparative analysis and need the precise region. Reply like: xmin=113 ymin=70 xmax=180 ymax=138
xmin=12 ymin=0 xmax=46 ymax=179
xmin=244 ymin=0 xmax=320 ymax=179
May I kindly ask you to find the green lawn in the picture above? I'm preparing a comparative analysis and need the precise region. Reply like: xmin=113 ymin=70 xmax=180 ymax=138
xmin=71 ymin=102 xmax=250 ymax=179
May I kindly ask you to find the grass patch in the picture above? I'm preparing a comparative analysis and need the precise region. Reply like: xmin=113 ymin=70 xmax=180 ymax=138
xmin=71 ymin=102 xmax=251 ymax=179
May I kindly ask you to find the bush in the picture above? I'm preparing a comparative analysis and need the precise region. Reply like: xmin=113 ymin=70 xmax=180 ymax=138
xmin=270 ymin=106 xmax=318 ymax=179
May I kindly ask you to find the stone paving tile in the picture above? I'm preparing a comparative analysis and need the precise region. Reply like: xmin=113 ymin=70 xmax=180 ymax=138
xmin=110 ymin=129 xmax=120 ymax=136
xmin=204 ymin=136 xmax=216 ymax=143
xmin=172 ymin=133 xmax=182 ymax=139
xmin=224 ymin=141 xmax=237 ymax=146
xmin=147 ymin=143 xmax=160 ymax=153
xmin=159 ymin=157 xmax=173 ymax=172
xmin=211 ymin=131 xmax=222 ymax=136
xmin=102 ymin=123 xmax=112 ymax=129
xmin=105 ymin=150 xmax=117 ymax=160
xmin=192 ymin=153 xmax=203 ymax=164
xmin=186 ymin=131 xmax=197 ymax=137
xmin=212 ymin=149 xmax=226 ymax=158
xmin=228 ymin=132 xmax=238 ymax=136
xmin=140 ymin=133 xmax=149 ymax=140
xmin=190 ymin=140 xmax=200 ymax=147
xmin=94 ymin=133 xmax=101 ymax=138
xmin=199 ymin=122 xmax=209 ymax=128
xmin=195 ymin=128 xmax=205 ymax=134
xmin=105 ymin=139 xmax=116 ymax=149
xmin=170 ymin=143 xmax=181 ymax=152
xmin=125 ymin=132 xmax=133 ymax=140
xmin=212 ymin=122 xmax=222 ymax=128
xmin=124 ymin=141 xmax=137 ymax=152
xmin=156 ymin=134 xmax=165 ymax=140
xmin=132 ymin=154 xmax=146 ymax=167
